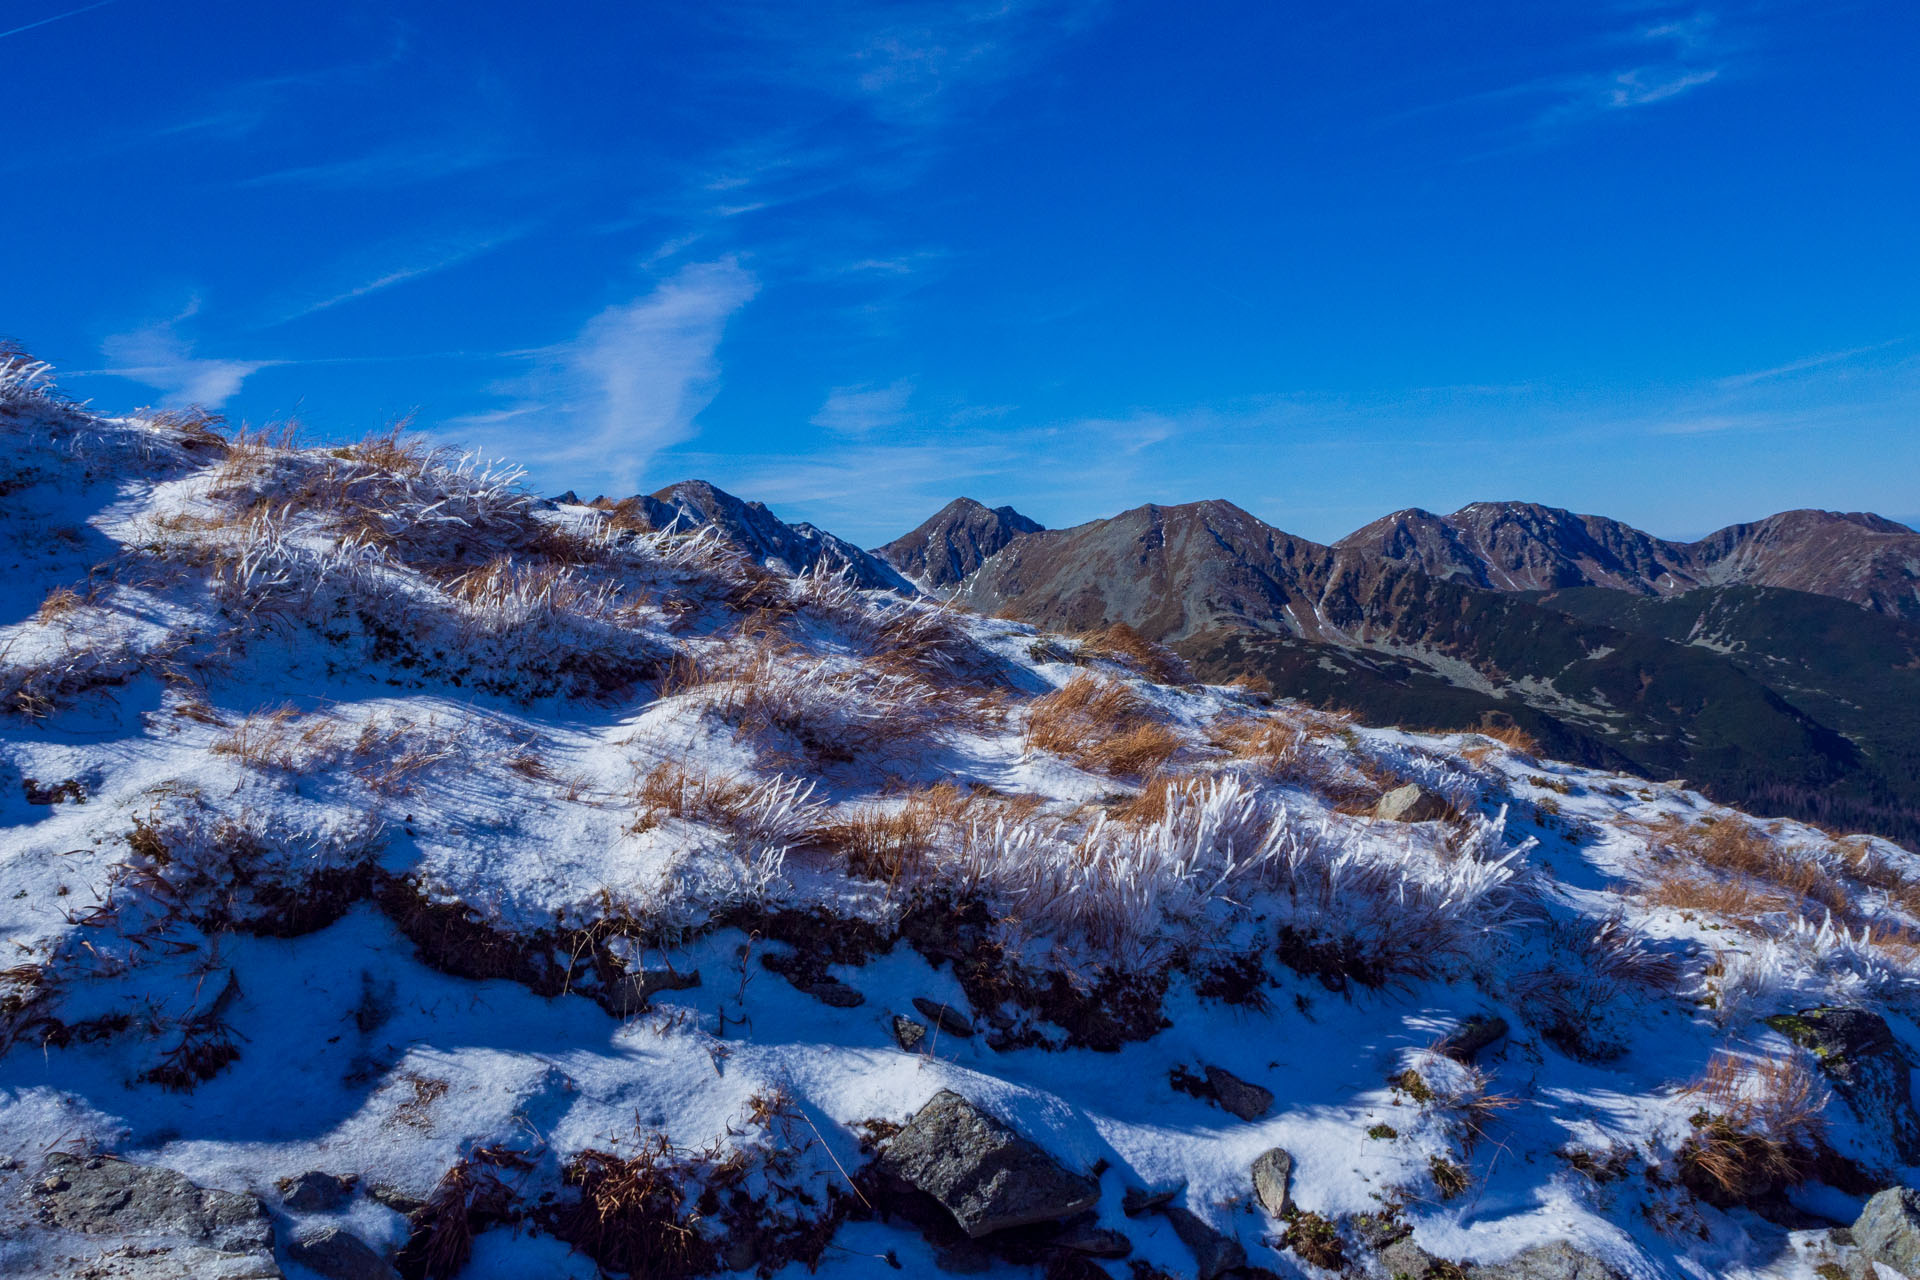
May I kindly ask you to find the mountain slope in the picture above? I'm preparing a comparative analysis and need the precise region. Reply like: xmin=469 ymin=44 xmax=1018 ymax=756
xmin=870 ymin=496 xmax=1042 ymax=588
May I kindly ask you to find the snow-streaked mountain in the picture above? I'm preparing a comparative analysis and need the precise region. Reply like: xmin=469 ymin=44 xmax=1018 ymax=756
xmin=4 ymin=356 xmax=1920 ymax=1280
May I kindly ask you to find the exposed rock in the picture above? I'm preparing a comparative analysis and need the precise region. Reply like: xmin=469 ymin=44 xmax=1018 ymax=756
xmin=285 ymin=1226 xmax=397 ymax=1280
xmin=596 ymin=966 xmax=702 ymax=1017
xmin=1439 ymin=1014 xmax=1509 ymax=1062
xmin=800 ymin=978 xmax=865 ymax=1008
xmin=1203 ymin=1064 xmax=1273 ymax=1121
xmin=31 ymin=1153 xmax=280 ymax=1277
xmin=1121 ymin=1182 xmax=1184 ymax=1217
xmin=1049 ymin=1220 xmax=1133 ymax=1257
xmin=1160 ymin=1205 xmax=1247 ymax=1280
xmin=1250 ymin=1147 xmax=1293 ymax=1217
xmin=1374 ymin=784 xmax=1448 ymax=823
xmin=276 ymin=1170 xmax=354 ymax=1212
xmin=933 ymin=1239 xmax=995 ymax=1272
xmin=1467 ymin=1240 xmax=1629 ymax=1280
xmin=913 ymin=997 xmax=975 ymax=1037
xmin=1851 ymin=1188 xmax=1920 ymax=1279
xmin=893 ymin=1015 xmax=928 ymax=1052
xmin=875 ymin=1090 xmax=1100 ymax=1237
xmin=1767 ymin=1008 xmax=1920 ymax=1163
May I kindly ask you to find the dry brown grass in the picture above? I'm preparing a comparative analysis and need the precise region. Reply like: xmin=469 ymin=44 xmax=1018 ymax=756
xmin=1025 ymin=674 xmax=1182 ymax=777
xmin=1649 ymin=816 xmax=1851 ymax=920
xmin=34 ymin=586 xmax=82 ymax=622
xmin=1076 ymin=622 xmax=1191 ymax=685
xmin=813 ymin=783 xmax=978 ymax=884
xmin=1676 ymin=1051 xmax=1826 ymax=1206
xmin=211 ymin=421 xmax=298 ymax=490
xmin=1475 ymin=716 xmax=1541 ymax=758
xmin=1640 ymin=869 xmax=1788 ymax=928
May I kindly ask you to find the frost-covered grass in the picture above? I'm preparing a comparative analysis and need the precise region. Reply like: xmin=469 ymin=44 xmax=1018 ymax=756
xmin=6 ymin=367 xmax=1920 ymax=1280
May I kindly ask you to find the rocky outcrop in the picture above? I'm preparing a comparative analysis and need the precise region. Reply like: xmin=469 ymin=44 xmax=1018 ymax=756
xmin=1767 ymin=1007 xmax=1920 ymax=1163
xmin=30 ymin=1153 xmax=281 ymax=1278
xmin=874 ymin=1090 xmax=1100 ymax=1237
xmin=1850 ymin=1187 xmax=1920 ymax=1278
xmin=874 ymin=498 xmax=1043 ymax=589
xmin=1373 ymin=1232 xmax=1629 ymax=1280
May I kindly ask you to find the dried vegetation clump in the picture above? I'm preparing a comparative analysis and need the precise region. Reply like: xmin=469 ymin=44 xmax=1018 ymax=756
xmin=1025 ymin=673 xmax=1183 ymax=777
xmin=1675 ymin=1051 xmax=1828 ymax=1207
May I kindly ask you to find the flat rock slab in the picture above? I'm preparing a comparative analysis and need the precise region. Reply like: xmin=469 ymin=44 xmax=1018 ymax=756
xmin=877 ymin=1089 xmax=1100 ymax=1237
xmin=30 ymin=1152 xmax=281 ymax=1278
xmin=1468 ymin=1242 xmax=1629 ymax=1280
xmin=1203 ymin=1065 xmax=1274 ymax=1121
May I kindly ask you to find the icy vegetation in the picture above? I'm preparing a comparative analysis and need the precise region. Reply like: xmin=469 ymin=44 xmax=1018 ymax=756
xmin=5 ymin=358 xmax=1920 ymax=1279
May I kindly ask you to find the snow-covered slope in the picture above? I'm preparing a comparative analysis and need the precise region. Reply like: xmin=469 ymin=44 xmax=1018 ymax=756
xmin=4 ymin=357 xmax=1920 ymax=1280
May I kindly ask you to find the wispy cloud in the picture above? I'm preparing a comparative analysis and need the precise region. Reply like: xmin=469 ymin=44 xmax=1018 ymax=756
xmin=0 ymin=0 xmax=116 ymax=44
xmin=96 ymin=305 xmax=273 ymax=408
xmin=236 ymin=140 xmax=507 ymax=190
xmin=1716 ymin=337 xmax=1911 ymax=388
xmin=275 ymin=229 xmax=529 ymax=323
xmin=451 ymin=260 xmax=759 ymax=494
xmin=811 ymin=379 xmax=915 ymax=434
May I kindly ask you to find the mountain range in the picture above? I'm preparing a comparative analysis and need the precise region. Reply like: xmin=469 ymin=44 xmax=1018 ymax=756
xmin=561 ymin=485 xmax=1920 ymax=846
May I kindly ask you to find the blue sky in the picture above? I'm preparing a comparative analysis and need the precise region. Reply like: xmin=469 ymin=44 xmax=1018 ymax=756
xmin=7 ymin=0 xmax=1916 ymax=544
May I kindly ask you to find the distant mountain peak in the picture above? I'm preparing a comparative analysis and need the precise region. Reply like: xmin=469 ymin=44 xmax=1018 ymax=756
xmin=873 ymin=497 xmax=1043 ymax=589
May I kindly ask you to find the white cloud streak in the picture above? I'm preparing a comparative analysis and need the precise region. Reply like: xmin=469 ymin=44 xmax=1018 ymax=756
xmin=810 ymin=379 xmax=914 ymax=434
xmin=451 ymin=259 xmax=759 ymax=495
xmin=97 ymin=309 xmax=273 ymax=408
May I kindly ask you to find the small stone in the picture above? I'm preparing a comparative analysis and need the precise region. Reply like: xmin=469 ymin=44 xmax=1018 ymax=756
xmin=1121 ymin=1182 xmax=1184 ymax=1217
xmin=1439 ymin=1014 xmax=1509 ymax=1063
xmin=1768 ymin=1008 xmax=1920 ymax=1164
xmin=876 ymin=1090 xmax=1100 ymax=1237
xmin=1203 ymin=1065 xmax=1274 ymax=1121
xmin=1852 ymin=1188 xmax=1920 ymax=1279
xmin=277 ymin=1170 xmax=355 ymax=1212
xmin=286 ymin=1226 xmax=397 ymax=1280
xmin=893 ymin=1016 xmax=928 ymax=1052
xmin=1374 ymin=783 xmax=1447 ymax=823
xmin=1250 ymin=1147 xmax=1293 ymax=1217
xmin=597 ymin=967 xmax=701 ymax=1017
xmin=1049 ymin=1221 xmax=1133 ymax=1257
xmin=913 ymin=997 xmax=975 ymax=1037
xmin=801 ymin=979 xmax=865 ymax=1008
xmin=1160 ymin=1205 xmax=1247 ymax=1280
xmin=723 ymin=1234 xmax=761 ymax=1272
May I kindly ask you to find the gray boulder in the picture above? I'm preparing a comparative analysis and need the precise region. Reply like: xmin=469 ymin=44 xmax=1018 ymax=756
xmin=1204 ymin=1065 xmax=1274 ymax=1121
xmin=1160 ymin=1204 xmax=1247 ymax=1279
xmin=1767 ymin=1007 xmax=1920 ymax=1163
xmin=1251 ymin=1147 xmax=1293 ymax=1217
xmin=285 ymin=1226 xmax=397 ymax=1280
xmin=1852 ymin=1188 xmax=1920 ymax=1279
xmin=276 ymin=1171 xmax=354 ymax=1212
xmin=1439 ymin=1014 xmax=1510 ymax=1063
xmin=1375 ymin=784 xmax=1448 ymax=823
xmin=875 ymin=1090 xmax=1100 ymax=1237
xmin=912 ymin=997 xmax=975 ymax=1038
xmin=31 ymin=1152 xmax=281 ymax=1278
